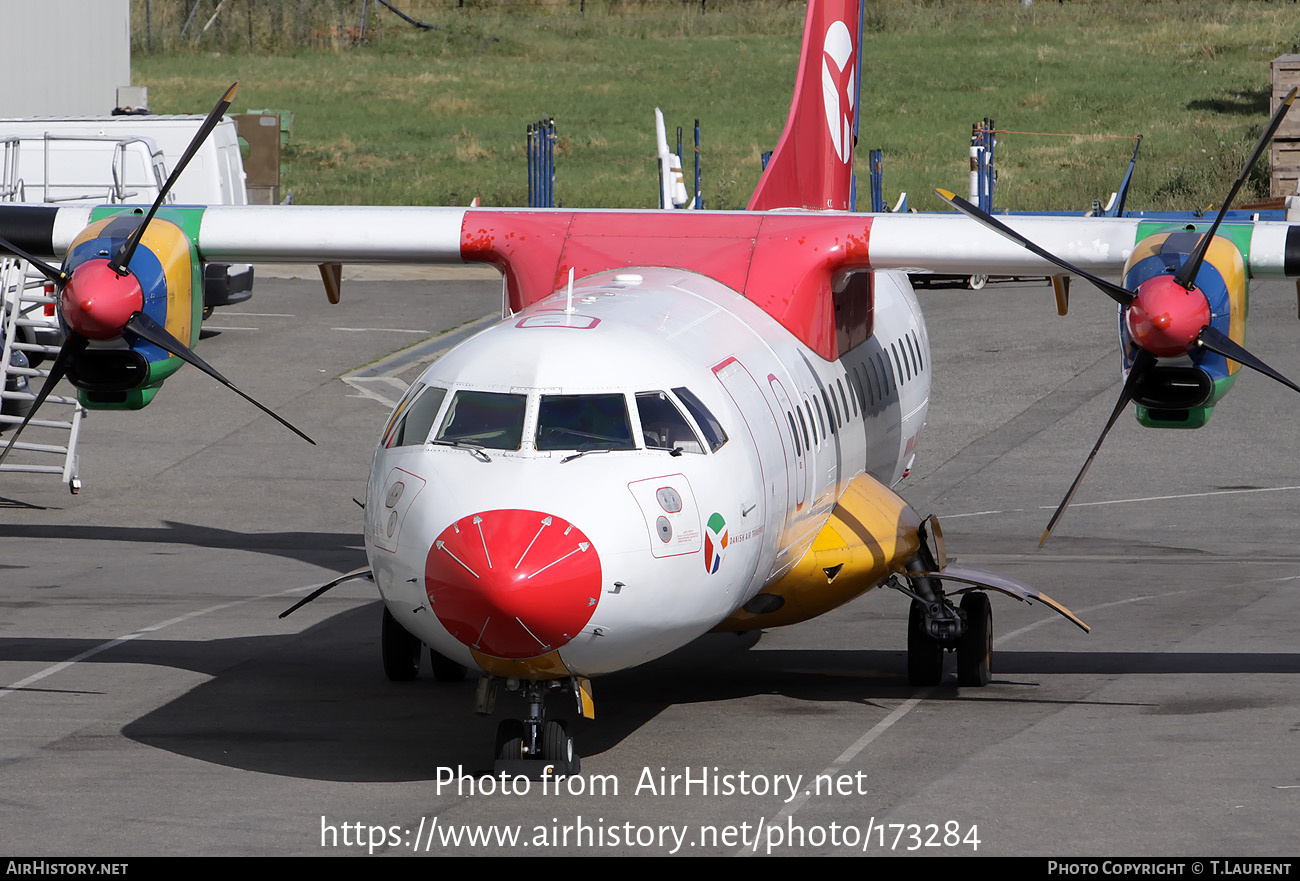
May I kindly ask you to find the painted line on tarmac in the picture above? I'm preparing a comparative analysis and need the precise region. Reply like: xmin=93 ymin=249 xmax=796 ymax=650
xmin=347 ymin=312 xmax=499 ymax=380
xmin=943 ymin=484 xmax=1300 ymax=519
xmin=332 ymin=327 xmax=433 ymax=334
xmin=736 ymin=587 xmax=1200 ymax=857
xmin=0 ymin=581 xmax=364 ymax=701
xmin=340 ymin=312 xmax=500 ymax=408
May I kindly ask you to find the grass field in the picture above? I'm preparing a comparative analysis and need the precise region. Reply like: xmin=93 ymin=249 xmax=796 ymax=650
xmin=130 ymin=1 xmax=1300 ymax=212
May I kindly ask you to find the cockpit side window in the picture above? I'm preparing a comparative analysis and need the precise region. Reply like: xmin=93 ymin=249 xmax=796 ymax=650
xmin=536 ymin=393 xmax=636 ymax=451
xmin=436 ymin=390 xmax=527 ymax=450
xmin=671 ymin=386 xmax=727 ymax=452
xmin=384 ymin=382 xmax=448 ymax=448
xmin=636 ymin=391 xmax=705 ymax=455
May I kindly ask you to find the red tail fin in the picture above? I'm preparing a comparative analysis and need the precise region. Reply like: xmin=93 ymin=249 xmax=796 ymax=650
xmin=747 ymin=0 xmax=862 ymax=212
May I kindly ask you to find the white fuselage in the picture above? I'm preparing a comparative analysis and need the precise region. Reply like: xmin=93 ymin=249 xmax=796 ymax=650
xmin=364 ymin=267 xmax=930 ymax=677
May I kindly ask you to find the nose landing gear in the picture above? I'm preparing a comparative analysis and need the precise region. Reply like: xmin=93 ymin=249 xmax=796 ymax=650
xmin=485 ymin=677 xmax=584 ymax=777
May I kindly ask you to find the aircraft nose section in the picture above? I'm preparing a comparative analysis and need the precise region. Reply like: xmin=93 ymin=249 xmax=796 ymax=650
xmin=425 ymin=509 xmax=601 ymax=659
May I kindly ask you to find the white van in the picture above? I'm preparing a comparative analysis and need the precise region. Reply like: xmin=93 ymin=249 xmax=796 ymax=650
xmin=0 ymin=133 xmax=168 ymax=205
xmin=0 ymin=115 xmax=248 ymax=206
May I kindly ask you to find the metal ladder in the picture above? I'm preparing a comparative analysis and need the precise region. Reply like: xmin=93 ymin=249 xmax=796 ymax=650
xmin=1 ymin=257 xmax=84 ymax=492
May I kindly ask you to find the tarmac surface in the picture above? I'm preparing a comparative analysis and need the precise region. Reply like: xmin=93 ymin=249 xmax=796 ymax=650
xmin=2 ymin=273 xmax=1299 ymax=857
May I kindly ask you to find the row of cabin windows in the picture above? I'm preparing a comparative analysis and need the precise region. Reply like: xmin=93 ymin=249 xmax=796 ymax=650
xmin=783 ymin=329 xmax=925 ymax=457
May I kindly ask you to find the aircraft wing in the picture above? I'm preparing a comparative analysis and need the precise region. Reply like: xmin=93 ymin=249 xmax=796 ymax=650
xmin=12 ymin=203 xmax=1300 ymax=281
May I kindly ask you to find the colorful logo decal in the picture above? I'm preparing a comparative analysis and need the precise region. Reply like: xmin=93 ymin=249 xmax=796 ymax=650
xmin=704 ymin=512 xmax=728 ymax=574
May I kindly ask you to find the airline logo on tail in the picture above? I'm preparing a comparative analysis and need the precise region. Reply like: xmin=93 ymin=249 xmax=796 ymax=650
xmin=822 ymin=18 xmax=855 ymax=164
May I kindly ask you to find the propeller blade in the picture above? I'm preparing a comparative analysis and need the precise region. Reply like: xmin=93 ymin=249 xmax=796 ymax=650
xmin=1174 ymin=87 xmax=1297 ymax=290
xmin=0 ymin=233 xmax=66 ymax=285
xmin=1197 ymin=325 xmax=1300 ymax=395
xmin=122 ymin=311 xmax=315 ymax=445
xmin=109 ymin=82 xmax=240 ymax=275
xmin=0 ymin=333 xmax=88 ymax=468
xmin=934 ymin=188 xmax=1136 ymax=308
xmin=1040 ymin=350 xmax=1156 ymax=548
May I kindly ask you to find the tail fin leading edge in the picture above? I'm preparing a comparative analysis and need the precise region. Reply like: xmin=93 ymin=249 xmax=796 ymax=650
xmin=747 ymin=0 xmax=863 ymax=212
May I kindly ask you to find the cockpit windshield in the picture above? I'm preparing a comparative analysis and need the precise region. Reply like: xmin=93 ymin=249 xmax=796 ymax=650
xmin=383 ymin=382 xmax=447 ymax=448
xmin=536 ymin=393 xmax=636 ymax=451
xmin=672 ymin=386 xmax=728 ymax=452
xmin=435 ymin=390 xmax=527 ymax=450
xmin=636 ymin=391 xmax=705 ymax=454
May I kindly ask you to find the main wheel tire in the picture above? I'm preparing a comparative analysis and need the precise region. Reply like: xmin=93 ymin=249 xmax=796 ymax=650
xmin=907 ymin=599 xmax=944 ymax=686
xmin=429 ymin=648 xmax=469 ymax=682
xmin=956 ymin=592 xmax=992 ymax=687
xmin=380 ymin=607 xmax=421 ymax=681
xmin=495 ymin=720 xmax=524 ymax=760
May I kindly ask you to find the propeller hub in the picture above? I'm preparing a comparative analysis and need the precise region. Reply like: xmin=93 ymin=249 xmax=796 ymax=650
xmin=60 ymin=259 xmax=144 ymax=340
xmin=1125 ymin=275 xmax=1210 ymax=357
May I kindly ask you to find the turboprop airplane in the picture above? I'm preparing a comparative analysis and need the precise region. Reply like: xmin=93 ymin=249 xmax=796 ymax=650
xmin=3 ymin=0 xmax=1300 ymax=773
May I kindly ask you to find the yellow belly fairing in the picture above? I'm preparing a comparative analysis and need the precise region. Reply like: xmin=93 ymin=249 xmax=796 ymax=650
xmin=715 ymin=473 xmax=922 ymax=631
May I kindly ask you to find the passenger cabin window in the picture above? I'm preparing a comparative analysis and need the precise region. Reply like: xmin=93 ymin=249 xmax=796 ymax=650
xmin=536 ymin=394 xmax=635 ymax=451
xmin=637 ymin=391 xmax=705 ymax=454
xmin=798 ymin=405 xmax=813 ymax=448
xmin=384 ymin=382 xmax=447 ymax=448
xmin=672 ymin=387 xmax=728 ymax=452
xmin=436 ymin=390 xmax=527 ymax=450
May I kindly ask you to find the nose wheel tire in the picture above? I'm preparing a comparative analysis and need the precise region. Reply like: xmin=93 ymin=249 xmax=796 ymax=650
xmin=381 ymin=606 xmax=422 ymax=681
xmin=495 ymin=719 xmax=524 ymax=760
xmin=540 ymin=720 xmax=579 ymax=773
xmin=907 ymin=599 xmax=944 ymax=686
xmin=956 ymin=591 xmax=992 ymax=687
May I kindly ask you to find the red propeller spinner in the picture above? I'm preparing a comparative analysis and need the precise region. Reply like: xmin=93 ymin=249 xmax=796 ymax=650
xmin=1124 ymin=274 xmax=1210 ymax=358
xmin=59 ymin=259 xmax=144 ymax=340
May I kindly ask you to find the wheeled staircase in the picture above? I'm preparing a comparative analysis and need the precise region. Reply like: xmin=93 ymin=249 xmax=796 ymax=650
xmin=1 ymin=257 xmax=84 ymax=492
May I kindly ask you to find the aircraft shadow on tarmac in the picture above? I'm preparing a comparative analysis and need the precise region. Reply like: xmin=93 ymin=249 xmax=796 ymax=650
xmin=0 ymin=519 xmax=366 ymax=569
xmin=5 ymin=602 xmax=1298 ymax=782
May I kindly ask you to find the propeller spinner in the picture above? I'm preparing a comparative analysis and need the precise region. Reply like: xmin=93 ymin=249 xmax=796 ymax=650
xmin=0 ymin=82 xmax=313 ymax=470
xmin=935 ymin=86 xmax=1299 ymax=546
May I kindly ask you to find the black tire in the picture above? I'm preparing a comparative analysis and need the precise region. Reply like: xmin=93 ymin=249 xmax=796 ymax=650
xmin=956 ymin=592 xmax=992 ymax=687
xmin=429 ymin=648 xmax=468 ymax=682
xmin=540 ymin=720 xmax=578 ymax=772
xmin=495 ymin=719 xmax=524 ymax=761
xmin=380 ymin=606 xmax=421 ymax=681
xmin=907 ymin=599 xmax=944 ymax=686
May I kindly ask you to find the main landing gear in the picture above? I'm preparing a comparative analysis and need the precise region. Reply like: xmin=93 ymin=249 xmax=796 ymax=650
xmin=380 ymin=606 xmax=468 ymax=682
xmin=904 ymin=592 xmax=992 ymax=687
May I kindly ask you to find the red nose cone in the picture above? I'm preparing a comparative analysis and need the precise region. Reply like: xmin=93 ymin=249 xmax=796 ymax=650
xmin=1125 ymin=274 xmax=1210 ymax=357
xmin=60 ymin=260 xmax=144 ymax=340
xmin=426 ymin=510 xmax=601 ymax=659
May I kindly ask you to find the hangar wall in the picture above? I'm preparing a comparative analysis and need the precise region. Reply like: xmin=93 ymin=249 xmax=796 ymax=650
xmin=0 ymin=0 xmax=131 ymax=116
